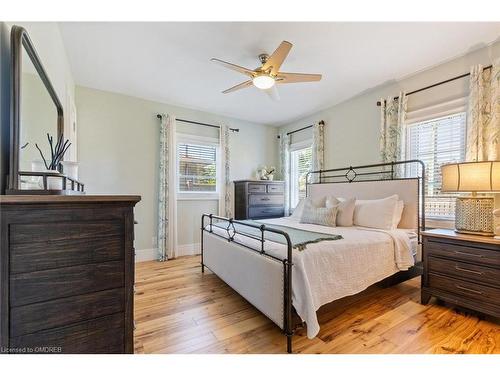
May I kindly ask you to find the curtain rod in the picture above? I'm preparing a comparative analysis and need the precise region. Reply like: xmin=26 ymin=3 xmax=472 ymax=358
xmin=277 ymin=120 xmax=324 ymax=139
xmin=376 ymin=64 xmax=493 ymax=106
xmin=156 ymin=114 xmax=239 ymax=132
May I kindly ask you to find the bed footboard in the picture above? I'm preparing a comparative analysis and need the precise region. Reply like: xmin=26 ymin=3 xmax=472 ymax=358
xmin=201 ymin=214 xmax=294 ymax=353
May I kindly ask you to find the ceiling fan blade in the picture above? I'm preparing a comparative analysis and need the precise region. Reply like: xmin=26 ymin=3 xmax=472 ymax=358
xmin=211 ymin=58 xmax=255 ymax=78
xmin=222 ymin=80 xmax=253 ymax=94
xmin=264 ymin=85 xmax=280 ymax=101
xmin=262 ymin=41 xmax=292 ymax=75
xmin=276 ymin=72 xmax=322 ymax=84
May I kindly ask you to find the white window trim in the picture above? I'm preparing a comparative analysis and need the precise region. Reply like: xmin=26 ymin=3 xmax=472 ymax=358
xmin=176 ymin=133 xmax=220 ymax=200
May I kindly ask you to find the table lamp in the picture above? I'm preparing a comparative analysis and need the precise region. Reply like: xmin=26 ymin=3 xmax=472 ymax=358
xmin=441 ymin=161 xmax=500 ymax=236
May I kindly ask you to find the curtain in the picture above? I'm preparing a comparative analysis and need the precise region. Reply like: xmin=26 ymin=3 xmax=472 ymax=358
xmin=157 ymin=114 xmax=178 ymax=261
xmin=279 ymin=133 xmax=291 ymax=216
xmin=379 ymin=92 xmax=408 ymax=163
xmin=466 ymin=59 xmax=500 ymax=162
xmin=218 ymin=124 xmax=232 ymax=218
xmin=311 ymin=121 xmax=325 ymax=183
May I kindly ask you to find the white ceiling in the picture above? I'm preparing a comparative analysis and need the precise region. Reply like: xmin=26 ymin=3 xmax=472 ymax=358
xmin=59 ymin=22 xmax=500 ymax=126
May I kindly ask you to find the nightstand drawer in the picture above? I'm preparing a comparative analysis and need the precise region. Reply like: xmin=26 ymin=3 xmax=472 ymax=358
xmin=428 ymin=273 xmax=500 ymax=305
xmin=428 ymin=256 xmax=500 ymax=288
xmin=267 ymin=184 xmax=284 ymax=193
xmin=425 ymin=239 xmax=500 ymax=267
xmin=248 ymin=184 xmax=266 ymax=193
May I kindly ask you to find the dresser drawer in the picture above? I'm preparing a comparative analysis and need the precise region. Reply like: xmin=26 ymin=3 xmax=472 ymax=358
xmin=428 ymin=256 xmax=500 ymax=288
xmin=10 ymin=261 xmax=124 ymax=306
xmin=248 ymin=184 xmax=266 ymax=193
xmin=428 ymin=272 xmax=500 ymax=306
xmin=10 ymin=313 xmax=124 ymax=354
xmin=10 ymin=221 xmax=123 ymax=244
xmin=11 ymin=288 xmax=125 ymax=337
xmin=249 ymin=206 xmax=284 ymax=218
xmin=249 ymin=194 xmax=284 ymax=206
xmin=267 ymin=184 xmax=284 ymax=193
xmin=425 ymin=238 xmax=500 ymax=268
xmin=11 ymin=235 xmax=124 ymax=274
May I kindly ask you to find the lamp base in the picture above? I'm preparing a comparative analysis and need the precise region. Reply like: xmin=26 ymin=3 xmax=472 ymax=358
xmin=455 ymin=229 xmax=495 ymax=237
xmin=455 ymin=196 xmax=494 ymax=237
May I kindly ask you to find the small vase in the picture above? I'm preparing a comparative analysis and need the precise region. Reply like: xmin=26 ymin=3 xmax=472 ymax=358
xmin=38 ymin=170 xmax=63 ymax=190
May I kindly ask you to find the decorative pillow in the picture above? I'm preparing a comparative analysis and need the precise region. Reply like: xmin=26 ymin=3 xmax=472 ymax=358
xmin=291 ymin=196 xmax=326 ymax=219
xmin=300 ymin=198 xmax=338 ymax=227
xmin=326 ymin=196 xmax=356 ymax=226
xmin=353 ymin=195 xmax=399 ymax=230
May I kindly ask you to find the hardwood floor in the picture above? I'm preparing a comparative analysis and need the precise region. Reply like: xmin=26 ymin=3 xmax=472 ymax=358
xmin=134 ymin=256 xmax=500 ymax=354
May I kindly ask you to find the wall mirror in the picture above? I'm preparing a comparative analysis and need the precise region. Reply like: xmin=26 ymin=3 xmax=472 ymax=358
xmin=7 ymin=26 xmax=82 ymax=194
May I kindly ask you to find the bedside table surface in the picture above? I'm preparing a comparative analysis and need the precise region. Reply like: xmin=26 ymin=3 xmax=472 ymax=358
xmin=422 ymin=229 xmax=500 ymax=246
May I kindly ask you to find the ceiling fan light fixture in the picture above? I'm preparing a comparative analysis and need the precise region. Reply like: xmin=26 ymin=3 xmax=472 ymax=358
xmin=252 ymin=74 xmax=275 ymax=90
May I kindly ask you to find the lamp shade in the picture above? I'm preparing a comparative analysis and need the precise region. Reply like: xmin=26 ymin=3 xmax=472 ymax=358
xmin=441 ymin=161 xmax=500 ymax=192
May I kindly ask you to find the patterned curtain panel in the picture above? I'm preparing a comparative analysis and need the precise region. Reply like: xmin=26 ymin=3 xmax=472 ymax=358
xmin=218 ymin=124 xmax=232 ymax=218
xmin=379 ymin=92 xmax=407 ymax=177
xmin=466 ymin=59 xmax=500 ymax=162
xmin=279 ymin=133 xmax=291 ymax=216
xmin=379 ymin=92 xmax=407 ymax=163
xmin=311 ymin=121 xmax=325 ymax=183
xmin=157 ymin=114 xmax=178 ymax=261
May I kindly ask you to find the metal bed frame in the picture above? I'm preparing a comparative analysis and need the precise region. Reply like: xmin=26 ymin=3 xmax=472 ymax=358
xmin=201 ymin=160 xmax=426 ymax=353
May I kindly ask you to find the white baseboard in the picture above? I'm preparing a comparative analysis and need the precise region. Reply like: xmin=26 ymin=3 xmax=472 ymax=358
xmin=177 ymin=243 xmax=201 ymax=257
xmin=135 ymin=243 xmax=201 ymax=262
xmin=135 ymin=248 xmax=158 ymax=262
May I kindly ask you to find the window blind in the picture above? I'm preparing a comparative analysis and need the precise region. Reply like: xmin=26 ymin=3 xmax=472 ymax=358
xmin=405 ymin=112 xmax=466 ymax=219
xmin=177 ymin=142 xmax=217 ymax=192
xmin=290 ymin=146 xmax=312 ymax=208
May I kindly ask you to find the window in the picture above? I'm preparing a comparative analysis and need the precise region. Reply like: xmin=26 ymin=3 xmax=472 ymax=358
xmin=290 ymin=144 xmax=312 ymax=209
xmin=177 ymin=139 xmax=219 ymax=196
xmin=405 ymin=112 xmax=466 ymax=220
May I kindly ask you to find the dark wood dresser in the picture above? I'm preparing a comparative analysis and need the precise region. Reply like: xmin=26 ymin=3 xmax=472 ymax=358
xmin=0 ymin=195 xmax=140 ymax=353
xmin=234 ymin=180 xmax=284 ymax=220
xmin=421 ymin=229 xmax=500 ymax=318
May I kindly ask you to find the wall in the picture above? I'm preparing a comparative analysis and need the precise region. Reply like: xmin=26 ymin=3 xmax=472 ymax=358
xmin=76 ymin=86 xmax=278 ymax=260
xmin=279 ymin=41 xmax=500 ymax=169
xmin=0 ymin=22 xmax=76 ymax=193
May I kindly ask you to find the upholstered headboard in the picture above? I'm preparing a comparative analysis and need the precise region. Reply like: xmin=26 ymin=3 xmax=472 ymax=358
xmin=308 ymin=178 xmax=420 ymax=229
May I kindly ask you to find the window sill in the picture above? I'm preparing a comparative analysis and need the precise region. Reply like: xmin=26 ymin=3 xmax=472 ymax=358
xmin=425 ymin=218 xmax=455 ymax=230
xmin=177 ymin=193 xmax=219 ymax=201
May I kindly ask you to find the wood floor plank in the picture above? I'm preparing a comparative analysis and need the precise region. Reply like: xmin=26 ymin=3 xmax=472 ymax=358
xmin=134 ymin=255 xmax=500 ymax=354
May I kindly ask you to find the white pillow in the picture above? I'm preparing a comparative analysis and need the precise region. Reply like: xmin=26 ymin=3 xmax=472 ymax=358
xmin=290 ymin=199 xmax=305 ymax=219
xmin=325 ymin=196 xmax=356 ymax=227
xmin=393 ymin=200 xmax=404 ymax=228
xmin=353 ymin=195 xmax=399 ymax=230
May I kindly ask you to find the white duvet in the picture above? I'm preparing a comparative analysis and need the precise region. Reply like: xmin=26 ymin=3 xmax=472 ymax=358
xmin=210 ymin=217 xmax=415 ymax=338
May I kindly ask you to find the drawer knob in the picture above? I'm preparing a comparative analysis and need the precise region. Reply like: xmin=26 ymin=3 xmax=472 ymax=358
xmin=455 ymin=265 xmax=483 ymax=276
xmin=454 ymin=250 xmax=484 ymax=258
xmin=456 ymin=284 xmax=483 ymax=295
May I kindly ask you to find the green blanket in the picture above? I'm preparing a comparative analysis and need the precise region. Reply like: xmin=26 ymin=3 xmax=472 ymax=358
xmin=213 ymin=220 xmax=342 ymax=251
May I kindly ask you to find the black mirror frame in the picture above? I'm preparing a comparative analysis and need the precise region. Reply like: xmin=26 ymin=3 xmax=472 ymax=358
xmin=8 ymin=25 xmax=64 ymax=191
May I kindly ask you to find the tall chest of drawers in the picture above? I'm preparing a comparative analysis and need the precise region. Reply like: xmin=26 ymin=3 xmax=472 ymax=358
xmin=0 ymin=195 xmax=140 ymax=353
xmin=421 ymin=229 xmax=500 ymax=318
xmin=234 ymin=180 xmax=285 ymax=220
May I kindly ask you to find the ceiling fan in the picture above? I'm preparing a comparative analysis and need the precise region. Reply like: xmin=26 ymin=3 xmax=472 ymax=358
xmin=211 ymin=41 xmax=322 ymax=100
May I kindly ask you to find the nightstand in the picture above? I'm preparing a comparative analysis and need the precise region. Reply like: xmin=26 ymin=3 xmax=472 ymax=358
xmin=421 ymin=229 xmax=500 ymax=318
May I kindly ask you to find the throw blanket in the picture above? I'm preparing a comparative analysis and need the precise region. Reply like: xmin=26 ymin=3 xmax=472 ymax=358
xmin=213 ymin=220 xmax=342 ymax=251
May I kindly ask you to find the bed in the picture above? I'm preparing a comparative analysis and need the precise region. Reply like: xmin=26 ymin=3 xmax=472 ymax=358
xmin=201 ymin=160 xmax=426 ymax=353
